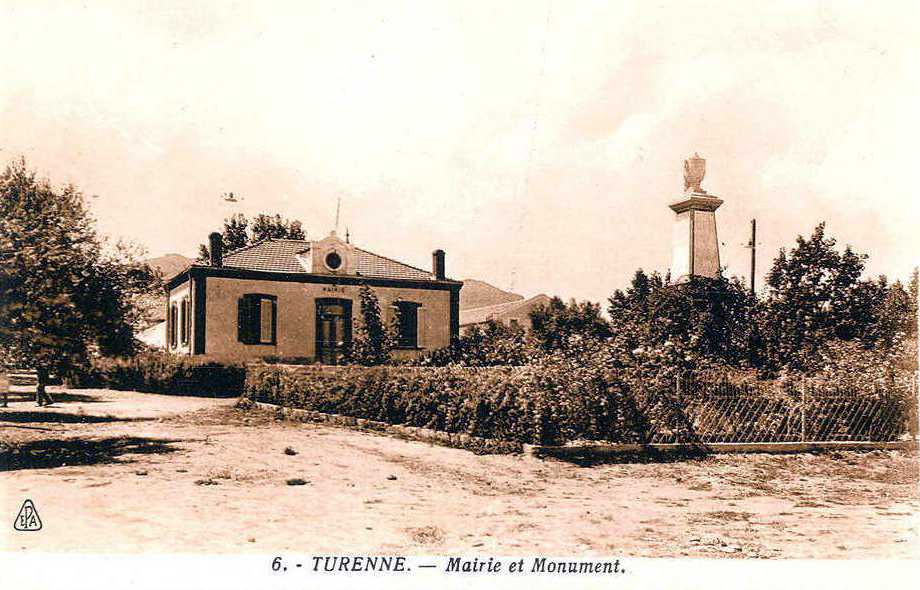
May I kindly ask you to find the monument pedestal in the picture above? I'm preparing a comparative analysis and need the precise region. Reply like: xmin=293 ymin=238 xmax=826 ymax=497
xmin=669 ymin=191 xmax=723 ymax=282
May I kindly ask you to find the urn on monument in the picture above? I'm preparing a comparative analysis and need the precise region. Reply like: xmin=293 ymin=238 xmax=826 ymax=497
xmin=683 ymin=152 xmax=706 ymax=194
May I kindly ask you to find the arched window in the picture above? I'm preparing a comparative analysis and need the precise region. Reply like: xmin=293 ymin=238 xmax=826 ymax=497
xmin=180 ymin=297 xmax=190 ymax=346
xmin=169 ymin=303 xmax=178 ymax=348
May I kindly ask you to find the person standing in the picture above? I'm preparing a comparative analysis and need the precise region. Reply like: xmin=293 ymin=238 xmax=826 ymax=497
xmin=35 ymin=367 xmax=54 ymax=407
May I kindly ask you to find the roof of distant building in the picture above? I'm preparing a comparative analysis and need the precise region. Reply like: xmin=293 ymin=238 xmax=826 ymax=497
xmin=459 ymin=294 xmax=552 ymax=326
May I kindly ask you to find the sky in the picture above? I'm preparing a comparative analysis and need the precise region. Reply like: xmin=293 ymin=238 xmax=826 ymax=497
xmin=2 ymin=1 xmax=918 ymax=303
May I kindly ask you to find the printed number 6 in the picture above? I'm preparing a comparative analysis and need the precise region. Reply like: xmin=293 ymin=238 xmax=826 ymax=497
xmin=272 ymin=557 xmax=282 ymax=571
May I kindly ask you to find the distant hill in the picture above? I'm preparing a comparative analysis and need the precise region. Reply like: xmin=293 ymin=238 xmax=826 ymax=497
xmin=146 ymin=253 xmax=193 ymax=280
xmin=459 ymin=279 xmax=523 ymax=310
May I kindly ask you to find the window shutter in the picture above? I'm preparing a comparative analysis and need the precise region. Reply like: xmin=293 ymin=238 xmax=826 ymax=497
xmin=417 ymin=307 xmax=428 ymax=349
xmin=251 ymin=296 xmax=262 ymax=344
xmin=271 ymin=298 xmax=277 ymax=345
xmin=237 ymin=296 xmax=253 ymax=344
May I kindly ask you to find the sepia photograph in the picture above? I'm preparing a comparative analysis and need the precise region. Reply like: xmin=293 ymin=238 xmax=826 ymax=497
xmin=1 ymin=1 xmax=918 ymax=588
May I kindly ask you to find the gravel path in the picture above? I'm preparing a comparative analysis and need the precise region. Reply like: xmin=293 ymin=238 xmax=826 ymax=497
xmin=2 ymin=388 xmax=918 ymax=557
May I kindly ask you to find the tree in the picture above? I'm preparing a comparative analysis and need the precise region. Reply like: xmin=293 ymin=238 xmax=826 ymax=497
xmin=862 ymin=278 xmax=914 ymax=348
xmin=345 ymin=285 xmax=397 ymax=366
xmin=909 ymin=267 xmax=919 ymax=335
xmin=606 ymin=269 xmax=665 ymax=358
xmin=251 ymin=214 xmax=305 ymax=242
xmin=760 ymin=222 xmax=880 ymax=371
xmin=0 ymin=159 xmax=159 ymax=402
xmin=198 ymin=212 xmax=305 ymax=262
xmin=529 ymin=297 xmax=610 ymax=351
xmin=608 ymin=270 xmax=757 ymax=370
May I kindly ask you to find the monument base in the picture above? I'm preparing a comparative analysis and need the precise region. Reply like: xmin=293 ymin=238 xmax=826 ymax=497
xmin=669 ymin=191 xmax=723 ymax=282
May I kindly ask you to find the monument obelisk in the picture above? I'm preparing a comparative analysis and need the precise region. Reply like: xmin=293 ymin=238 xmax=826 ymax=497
xmin=669 ymin=153 xmax=723 ymax=282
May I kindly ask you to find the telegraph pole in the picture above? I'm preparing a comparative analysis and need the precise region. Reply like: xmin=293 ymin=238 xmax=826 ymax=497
xmin=749 ymin=218 xmax=757 ymax=295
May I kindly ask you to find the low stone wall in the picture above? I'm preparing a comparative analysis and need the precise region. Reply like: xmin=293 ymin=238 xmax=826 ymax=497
xmin=244 ymin=399 xmax=917 ymax=460
xmin=525 ymin=440 xmax=918 ymax=460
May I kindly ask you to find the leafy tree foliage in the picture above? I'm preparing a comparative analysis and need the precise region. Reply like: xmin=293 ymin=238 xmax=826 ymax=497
xmin=251 ymin=214 xmax=305 ymax=242
xmin=345 ymin=285 xmax=398 ymax=366
xmin=909 ymin=267 xmax=919 ymax=334
xmin=0 ymin=159 xmax=159 ymax=399
xmin=855 ymin=277 xmax=914 ymax=349
xmin=758 ymin=222 xmax=909 ymax=371
xmin=529 ymin=297 xmax=610 ymax=351
xmin=607 ymin=270 xmax=758 ymax=370
xmin=197 ymin=212 xmax=305 ymax=262
xmin=417 ymin=320 xmax=533 ymax=367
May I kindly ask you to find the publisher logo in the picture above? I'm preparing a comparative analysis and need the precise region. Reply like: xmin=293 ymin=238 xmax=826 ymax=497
xmin=14 ymin=499 xmax=42 ymax=531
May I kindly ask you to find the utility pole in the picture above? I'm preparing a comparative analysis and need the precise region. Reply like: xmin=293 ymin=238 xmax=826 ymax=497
xmin=749 ymin=218 xmax=757 ymax=295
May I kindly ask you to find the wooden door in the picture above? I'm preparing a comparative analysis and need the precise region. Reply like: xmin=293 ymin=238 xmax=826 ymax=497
xmin=315 ymin=299 xmax=352 ymax=365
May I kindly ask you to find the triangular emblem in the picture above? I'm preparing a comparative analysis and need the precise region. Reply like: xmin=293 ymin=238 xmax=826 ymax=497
xmin=13 ymin=499 xmax=42 ymax=531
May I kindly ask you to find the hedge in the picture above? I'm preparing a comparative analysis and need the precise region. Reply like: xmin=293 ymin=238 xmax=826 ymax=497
xmin=242 ymin=361 xmax=655 ymax=446
xmin=68 ymin=352 xmax=245 ymax=397
xmin=242 ymin=359 xmax=916 ymax=446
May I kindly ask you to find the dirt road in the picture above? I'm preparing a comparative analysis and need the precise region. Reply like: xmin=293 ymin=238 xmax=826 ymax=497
xmin=2 ymin=388 xmax=918 ymax=558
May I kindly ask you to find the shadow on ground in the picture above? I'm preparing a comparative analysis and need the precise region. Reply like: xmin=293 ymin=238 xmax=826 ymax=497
xmin=0 ymin=411 xmax=150 ymax=425
xmin=2 ymin=393 xmax=110 ymax=406
xmin=541 ymin=446 xmax=711 ymax=466
xmin=0 ymin=436 xmax=183 ymax=471
xmin=44 ymin=391 xmax=110 ymax=403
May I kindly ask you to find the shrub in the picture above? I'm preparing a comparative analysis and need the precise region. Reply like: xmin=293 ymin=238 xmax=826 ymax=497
xmin=415 ymin=320 xmax=539 ymax=367
xmin=68 ymin=351 xmax=245 ymax=397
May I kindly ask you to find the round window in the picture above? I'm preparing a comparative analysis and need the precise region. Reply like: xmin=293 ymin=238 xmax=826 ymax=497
xmin=324 ymin=251 xmax=342 ymax=271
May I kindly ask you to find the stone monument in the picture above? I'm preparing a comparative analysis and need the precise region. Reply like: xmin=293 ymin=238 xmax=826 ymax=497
xmin=669 ymin=153 xmax=723 ymax=282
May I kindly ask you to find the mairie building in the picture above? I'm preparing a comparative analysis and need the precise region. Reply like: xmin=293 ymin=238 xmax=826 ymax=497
xmin=164 ymin=231 xmax=461 ymax=363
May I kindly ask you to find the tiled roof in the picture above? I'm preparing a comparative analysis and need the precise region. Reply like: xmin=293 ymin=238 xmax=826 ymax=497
xmin=353 ymin=247 xmax=432 ymax=281
xmin=222 ymin=239 xmax=308 ymax=273
xmin=459 ymin=294 xmax=552 ymax=326
xmin=221 ymin=239 xmax=435 ymax=281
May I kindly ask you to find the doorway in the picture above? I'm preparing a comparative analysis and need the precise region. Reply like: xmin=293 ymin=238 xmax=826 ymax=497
xmin=315 ymin=298 xmax=352 ymax=365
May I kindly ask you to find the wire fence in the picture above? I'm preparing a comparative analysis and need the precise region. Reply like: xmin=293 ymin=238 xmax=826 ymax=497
xmin=650 ymin=373 xmax=918 ymax=444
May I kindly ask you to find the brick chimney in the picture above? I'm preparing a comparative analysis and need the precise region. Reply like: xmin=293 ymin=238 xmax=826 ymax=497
xmin=432 ymin=249 xmax=445 ymax=280
xmin=209 ymin=232 xmax=223 ymax=267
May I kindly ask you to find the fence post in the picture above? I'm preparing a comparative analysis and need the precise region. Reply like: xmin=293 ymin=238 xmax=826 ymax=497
xmin=800 ymin=376 xmax=807 ymax=442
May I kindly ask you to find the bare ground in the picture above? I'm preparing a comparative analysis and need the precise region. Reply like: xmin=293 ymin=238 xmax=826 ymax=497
xmin=1 ymin=387 xmax=918 ymax=558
